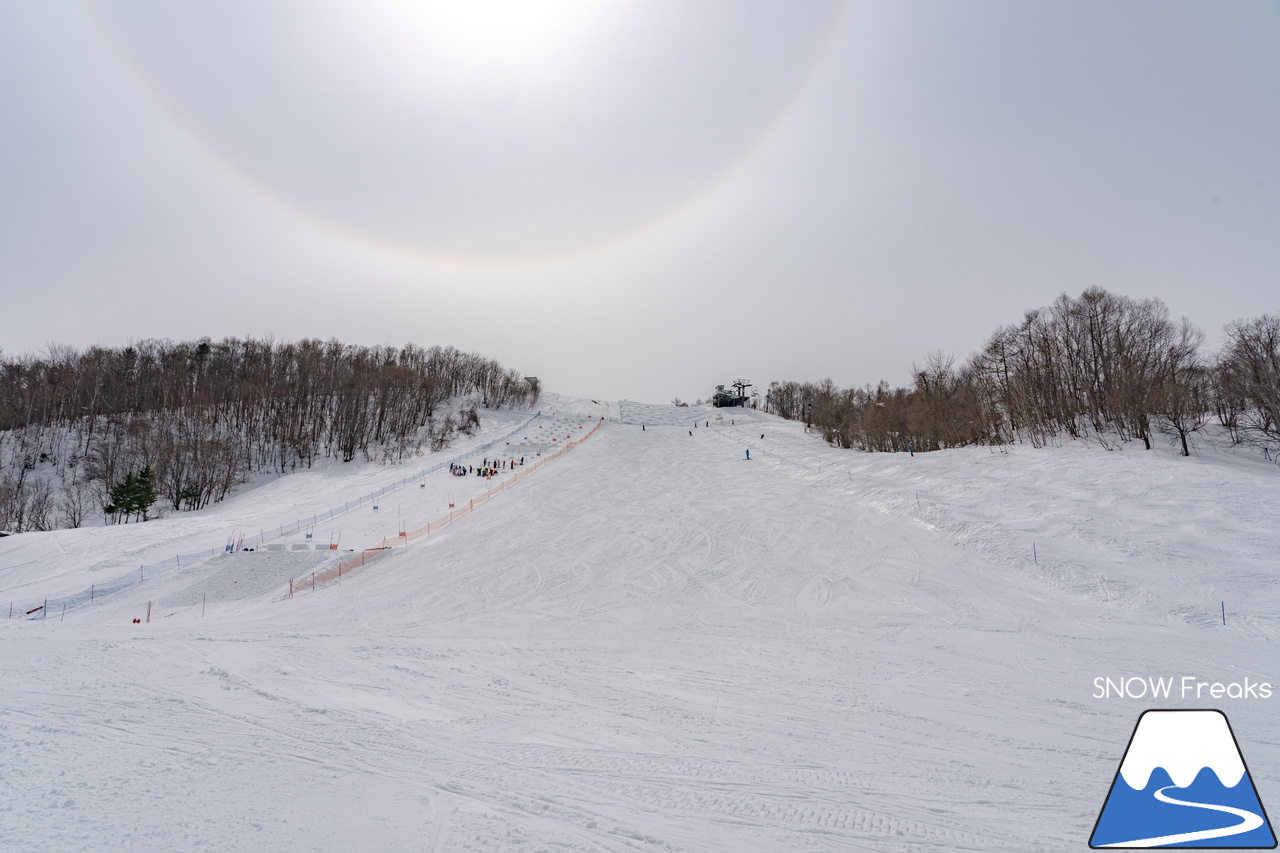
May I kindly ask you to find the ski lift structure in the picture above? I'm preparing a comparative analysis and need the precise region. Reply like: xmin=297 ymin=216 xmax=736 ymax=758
xmin=713 ymin=379 xmax=753 ymax=408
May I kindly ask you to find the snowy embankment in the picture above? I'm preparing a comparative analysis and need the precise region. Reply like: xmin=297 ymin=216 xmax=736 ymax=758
xmin=0 ymin=395 xmax=608 ymax=611
xmin=2 ymin=395 xmax=1278 ymax=852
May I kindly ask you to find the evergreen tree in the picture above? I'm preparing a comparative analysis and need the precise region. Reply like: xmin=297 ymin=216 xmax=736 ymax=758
xmin=104 ymin=467 xmax=158 ymax=523
xmin=135 ymin=466 xmax=157 ymax=521
xmin=104 ymin=472 xmax=135 ymax=523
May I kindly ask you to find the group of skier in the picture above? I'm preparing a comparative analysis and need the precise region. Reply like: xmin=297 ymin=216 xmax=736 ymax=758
xmin=449 ymin=456 xmax=525 ymax=478
xmin=637 ymin=418 xmax=766 ymax=460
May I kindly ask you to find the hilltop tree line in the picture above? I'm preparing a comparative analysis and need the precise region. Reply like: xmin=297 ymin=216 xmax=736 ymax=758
xmin=767 ymin=288 xmax=1280 ymax=459
xmin=0 ymin=337 xmax=538 ymax=532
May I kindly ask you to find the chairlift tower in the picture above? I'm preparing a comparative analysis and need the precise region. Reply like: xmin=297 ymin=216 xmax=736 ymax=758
xmin=713 ymin=381 xmax=752 ymax=407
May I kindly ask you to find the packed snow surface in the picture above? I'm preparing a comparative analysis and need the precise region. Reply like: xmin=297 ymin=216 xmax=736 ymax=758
xmin=3 ymin=393 xmax=1279 ymax=851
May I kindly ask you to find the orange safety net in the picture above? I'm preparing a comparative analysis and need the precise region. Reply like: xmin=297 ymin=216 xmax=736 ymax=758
xmin=290 ymin=417 xmax=605 ymax=596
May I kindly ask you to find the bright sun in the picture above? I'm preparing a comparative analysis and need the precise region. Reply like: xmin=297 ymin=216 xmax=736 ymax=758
xmin=417 ymin=0 xmax=595 ymax=49
xmin=349 ymin=0 xmax=623 ymax=70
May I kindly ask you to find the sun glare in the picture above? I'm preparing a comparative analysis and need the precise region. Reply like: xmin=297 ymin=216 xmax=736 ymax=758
xmin=353 ymin=0 xmax=621 ymax=69
xmin=423 ymin=0 xmax=591 ymax=48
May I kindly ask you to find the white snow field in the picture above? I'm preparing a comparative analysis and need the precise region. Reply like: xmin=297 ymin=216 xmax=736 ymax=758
xmin=3 ymin=393 xmax=1280 ymax=851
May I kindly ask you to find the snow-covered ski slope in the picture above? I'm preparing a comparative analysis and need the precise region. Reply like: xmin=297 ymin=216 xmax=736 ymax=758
xmin=3 ymin=394 xmax=1280 ymax=852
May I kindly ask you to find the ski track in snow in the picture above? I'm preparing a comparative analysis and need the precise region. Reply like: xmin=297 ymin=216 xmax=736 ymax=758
xmin=3 ymin=394 xmax=1280 ymax=851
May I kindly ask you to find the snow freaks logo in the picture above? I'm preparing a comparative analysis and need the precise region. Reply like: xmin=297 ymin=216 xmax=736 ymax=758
xmin=1090 ymin=710 xmax=1276 ymax=848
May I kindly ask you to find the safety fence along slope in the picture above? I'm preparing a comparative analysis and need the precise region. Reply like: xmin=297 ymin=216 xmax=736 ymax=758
xmin=290 ymin=417 xmax=605 ymax=596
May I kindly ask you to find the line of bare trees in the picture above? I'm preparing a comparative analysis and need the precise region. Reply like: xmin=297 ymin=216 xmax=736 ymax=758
xmin=767 ymin=288 xmax=1280 ymax=460
xmin=0 ymin=337 xmax=538 ymax=532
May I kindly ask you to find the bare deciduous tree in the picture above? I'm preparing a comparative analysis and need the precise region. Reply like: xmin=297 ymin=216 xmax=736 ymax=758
xmin=0 ymin=337 xmax=537 ymax=529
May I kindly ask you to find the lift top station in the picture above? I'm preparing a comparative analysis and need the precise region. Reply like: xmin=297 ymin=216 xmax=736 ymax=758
xmin=713 ymin=380 xmax=752 ymax=407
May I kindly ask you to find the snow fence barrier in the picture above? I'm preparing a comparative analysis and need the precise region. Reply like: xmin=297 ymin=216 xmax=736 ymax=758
xmin=291 ymin=417 xmax=605 ymax=595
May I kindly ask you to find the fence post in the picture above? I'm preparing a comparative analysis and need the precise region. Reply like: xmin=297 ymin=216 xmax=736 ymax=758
xmin=146 ymin=601 xmax=151 ymax=623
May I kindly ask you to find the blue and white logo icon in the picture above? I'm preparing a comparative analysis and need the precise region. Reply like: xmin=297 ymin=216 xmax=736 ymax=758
xmin=1091 ymin=710 xmax=1276 ymax=848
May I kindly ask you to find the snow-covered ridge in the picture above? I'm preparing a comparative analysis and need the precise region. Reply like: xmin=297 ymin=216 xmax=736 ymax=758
xmin=1119 ymin=710 xmax=1247 ymax=790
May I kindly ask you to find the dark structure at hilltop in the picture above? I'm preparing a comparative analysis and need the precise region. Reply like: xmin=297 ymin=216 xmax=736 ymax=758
xmin=713 ymin=380 xmax=753 ymax=408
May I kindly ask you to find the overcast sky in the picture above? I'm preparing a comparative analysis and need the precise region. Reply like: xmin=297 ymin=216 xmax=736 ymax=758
xmin=3 ymin=1 xmax=1278 ymax=404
